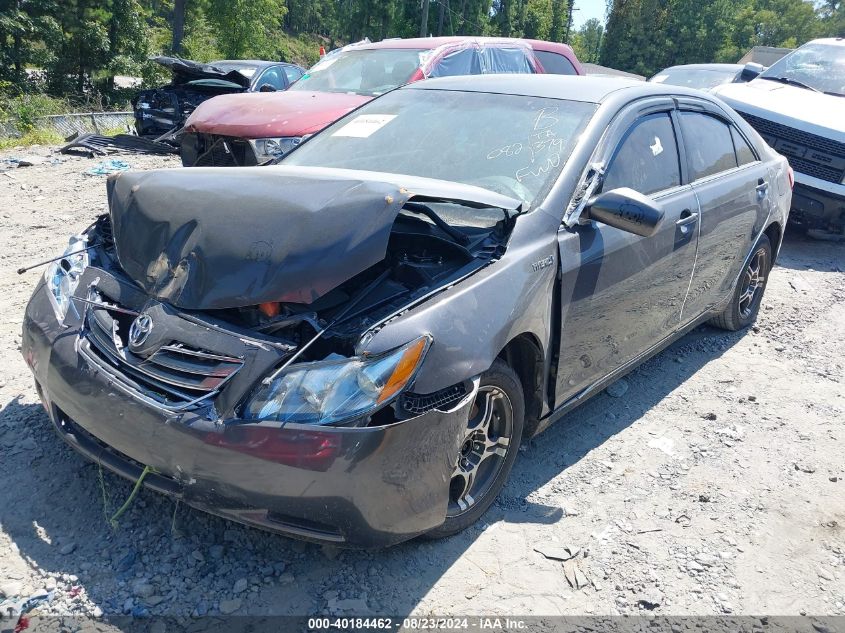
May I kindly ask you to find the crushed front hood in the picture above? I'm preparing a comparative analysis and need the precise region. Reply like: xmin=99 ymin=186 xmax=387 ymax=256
xmin=106 ymin=166 xmax=520 ymax=310
xmin=152 ymin=56 xmax=251 ymax=89
xmin=183 ymin=90 xmax=371 ymax=137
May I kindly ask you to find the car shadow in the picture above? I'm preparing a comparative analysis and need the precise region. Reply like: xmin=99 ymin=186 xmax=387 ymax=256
xmin=0 ymin=318 xmax=746 ymax=621
xmin=772 ymin=225 xmax=844 ymax=273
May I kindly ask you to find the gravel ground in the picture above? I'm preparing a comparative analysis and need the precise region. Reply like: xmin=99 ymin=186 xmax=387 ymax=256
xmin=1 ymin=146 xmax=843 ymax=621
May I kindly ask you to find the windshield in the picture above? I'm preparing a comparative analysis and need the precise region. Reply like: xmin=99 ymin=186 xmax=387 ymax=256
xmin=283 ymin=89 xmax=597 ymax=208
xmin=759 ymin=42 xmax=845 ymax=96
xmin=290 ymin=48 xmax=424 ymax=97
xmin=652 ymin=68 xmax=738 ymax=89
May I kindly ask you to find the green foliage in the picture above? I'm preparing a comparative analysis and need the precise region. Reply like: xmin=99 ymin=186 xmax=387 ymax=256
xmin=571 ymin=17 xmax=603 ymax=63
xmin=0 ymin=0 xmax=836 ymax=120
xmin=523 ymin=0 xmax=553 ymax=39
xmin=602 ymin=0 xmax=826 ymax=76
xmin=0 ymin=90 xmax=69 ymax=130
xmin=208 ymin=0 xmax=286 ymax=59
xmin=181 ymin=12 xmax=220 ymax=62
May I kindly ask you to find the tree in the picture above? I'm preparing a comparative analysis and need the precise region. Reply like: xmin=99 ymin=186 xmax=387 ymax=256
xmin=207 ymin=0 xmax=286 ymax=59
xmin=523 ymin=0 xmax=553 ymax=39
xmin=572 ymin=17 xmax=603 ymax=62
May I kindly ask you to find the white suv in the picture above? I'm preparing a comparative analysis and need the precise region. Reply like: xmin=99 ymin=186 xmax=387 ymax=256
xmin=714 ymin=38 xmax=845 ymax=235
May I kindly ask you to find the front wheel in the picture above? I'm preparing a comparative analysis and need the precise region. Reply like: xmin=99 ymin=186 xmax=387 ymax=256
xmin=424 ymin=359 xmax=524 ymax=539
xmin=709 ymin=234 xmax=772 ymax=331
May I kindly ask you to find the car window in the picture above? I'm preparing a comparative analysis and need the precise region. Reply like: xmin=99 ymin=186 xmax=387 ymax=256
xmin=284 ymin=66 xmax=303 ymax=83
xmin=731 ymin=126 xmax=757 ymax=166
xmin=292 ymin=48 xmax=425 ymax=96
xmin=680 ymin=112 xmax=738 ymax=180
xmin=534 ymin=50 xmax=577 ymax=75
xmin=602 ymin=113 xmax=681 ymax=196
xmin=428 ymin=46 xmax=535 ymax=78
xmin=256 ymin=67 xmax=286 ymax=90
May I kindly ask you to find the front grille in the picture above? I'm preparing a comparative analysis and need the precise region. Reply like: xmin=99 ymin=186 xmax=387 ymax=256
xmin=738 ymin=111 xmax=845 ymax=184
xmin=401 ymin=383 xmax=468 ymax=415
xmin=84 ymin=306 xmax=243 ymax=408
xmin=194 ymin=135 xmax=255 ymax=167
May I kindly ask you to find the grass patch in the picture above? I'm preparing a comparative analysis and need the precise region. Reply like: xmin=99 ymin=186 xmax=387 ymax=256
xmin=277 ymin=32 xmax=326 ymax=68
xmin=0 ymin=127 xmax=64 ymax=150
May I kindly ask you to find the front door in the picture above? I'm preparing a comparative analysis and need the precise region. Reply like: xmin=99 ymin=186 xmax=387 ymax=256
xmin=555 ymin=110 xmax=700 ymax=404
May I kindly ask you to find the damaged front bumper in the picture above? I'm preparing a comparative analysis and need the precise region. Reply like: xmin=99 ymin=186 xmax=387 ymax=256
xmin=22 ymin=278 xmax=474 ymax=548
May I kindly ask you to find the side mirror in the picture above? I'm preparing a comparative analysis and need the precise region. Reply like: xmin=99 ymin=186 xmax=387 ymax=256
xmin=582 ymin=188 xmax=664 ymax=237
xmin=740 ymin=62 xmax=764 ymax=82
xmin=258 ymin=83 xmax=277 ymax=92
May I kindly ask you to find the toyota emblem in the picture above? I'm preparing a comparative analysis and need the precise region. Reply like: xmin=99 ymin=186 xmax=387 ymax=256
xmin=129 ymin=313 xmax=153 ymax=348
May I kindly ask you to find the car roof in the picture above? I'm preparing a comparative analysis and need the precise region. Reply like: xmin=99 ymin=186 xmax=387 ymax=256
xmin=355 ymin=36 xmax=568 ymax=52
xmin=402 ymin=74 xmax=704 ymax=103
xmin=214 ymin=60 xmax=300 ymax=69
xmin=809 ymin=37 xmax=845 ymax=47
xmin=660 ymin=63 xmax=743 ymax=72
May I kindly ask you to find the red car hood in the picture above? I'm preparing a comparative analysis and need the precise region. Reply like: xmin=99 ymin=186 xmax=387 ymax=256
xmin=184 ymin=90 xmax=372 ymax=138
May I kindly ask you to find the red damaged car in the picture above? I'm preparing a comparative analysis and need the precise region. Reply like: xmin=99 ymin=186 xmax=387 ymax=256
xmin=179 ymin=37 xmax=583 ymax=166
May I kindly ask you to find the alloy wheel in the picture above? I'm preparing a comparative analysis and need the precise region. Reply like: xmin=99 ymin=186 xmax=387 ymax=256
xmin=447 ymin=385 xmax=514 ymax=516
xmin=738 ymin=247 xmax=767 ymax=319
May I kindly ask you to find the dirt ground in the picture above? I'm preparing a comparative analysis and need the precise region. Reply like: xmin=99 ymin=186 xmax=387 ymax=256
xmin=1 ymin=147 xmax=843 ymax=621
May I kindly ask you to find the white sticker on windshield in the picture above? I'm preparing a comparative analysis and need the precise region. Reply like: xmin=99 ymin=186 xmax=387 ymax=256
xmin=332 ymin=114 xmax=396 ymax=138
xmin=651 ymin=74 xmax=668 ymax=83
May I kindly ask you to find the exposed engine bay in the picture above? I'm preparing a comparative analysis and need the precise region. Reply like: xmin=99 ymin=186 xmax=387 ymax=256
xmin=133 ymin=83 xmax=246 ymax=138
xmin=86 ymin=207 xmax=511 ymax=363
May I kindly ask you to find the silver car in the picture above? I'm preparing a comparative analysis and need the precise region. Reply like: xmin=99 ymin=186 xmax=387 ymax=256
xmin=22 ymin=76 xmax=792 ymax=547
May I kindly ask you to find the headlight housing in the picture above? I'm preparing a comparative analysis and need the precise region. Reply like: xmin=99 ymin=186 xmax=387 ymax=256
xmin=44 ymin=235 xmax=88 ymax=324
xmin=250 ymin=137 xmax=302 ymax=162
xmin=243 ymin=336 xmax=431 ymax=426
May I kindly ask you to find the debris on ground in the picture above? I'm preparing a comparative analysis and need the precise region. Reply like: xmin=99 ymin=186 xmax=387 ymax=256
xmin=534 ymin=543 xmax=581 ymax=561
xmin=60 ymin=133 xmax=177 ymax=157
xmin=563 ymin=559 xmax=590 ymax=589
xmin=85 ymin=159 xmax=131 ymax=176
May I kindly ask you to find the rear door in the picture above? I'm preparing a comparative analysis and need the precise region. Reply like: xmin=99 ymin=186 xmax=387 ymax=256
xmin=555 ymin=102 xmax=700 ymax=403
xmin=675 ymin=105 xmax=769 ymax=321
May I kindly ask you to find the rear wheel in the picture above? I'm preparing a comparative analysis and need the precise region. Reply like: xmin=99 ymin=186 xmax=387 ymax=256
xmin=709 ymin=234 xmax=772 ymax=331
xmin=424 ymin=359 xmax=524 ymax=539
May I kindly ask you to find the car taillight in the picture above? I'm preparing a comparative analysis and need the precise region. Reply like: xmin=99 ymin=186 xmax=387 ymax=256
xmin=787 ymin=166 xmax=794 ymax=190
xmin=204 ymin=426 xmax=340 ymax=471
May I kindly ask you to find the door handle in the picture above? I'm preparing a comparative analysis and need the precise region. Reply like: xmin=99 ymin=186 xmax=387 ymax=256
xmin=676 ymin=210 xmax=699 ymax=227
xmin=756 ymin=179 xmax=769 ymax=199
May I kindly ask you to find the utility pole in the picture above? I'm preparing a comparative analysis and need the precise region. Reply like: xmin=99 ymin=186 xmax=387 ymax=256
xmin=420 ymin=0 xmax=430 ymax=37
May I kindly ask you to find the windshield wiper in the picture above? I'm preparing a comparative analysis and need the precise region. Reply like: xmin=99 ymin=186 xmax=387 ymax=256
xmin=402 ymin=202 xmax=470 ymax=246
xmin=823 ymin=91 xmax=845 ymax=98
xmin=761 ymin=76 xmax=820 ymax=93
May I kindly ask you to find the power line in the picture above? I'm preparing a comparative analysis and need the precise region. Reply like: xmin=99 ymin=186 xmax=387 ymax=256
xmin=433 ymin=0 xmax=487 ymax=35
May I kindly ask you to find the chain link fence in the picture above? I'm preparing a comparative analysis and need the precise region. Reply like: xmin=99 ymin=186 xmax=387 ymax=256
xmin=1 ymin=111 xmax=134 ymax=139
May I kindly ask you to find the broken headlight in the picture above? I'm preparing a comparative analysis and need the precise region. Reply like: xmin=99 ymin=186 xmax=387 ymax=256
xmin=44 ymin=235 xmax=88 ymax=324
xmin=244 ymin=336 xmax=431 ymax=426
xmin=250 ymin=137 xmax=302 ymax=162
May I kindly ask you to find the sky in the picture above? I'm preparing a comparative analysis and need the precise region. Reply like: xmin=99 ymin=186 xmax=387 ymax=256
xmin=572 ymin=0 xmax=608 ymax=29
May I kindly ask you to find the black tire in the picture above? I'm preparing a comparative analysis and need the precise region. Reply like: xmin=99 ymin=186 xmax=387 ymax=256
xmin=424 ymin=359 xmax=524 ymax=540
xmin=709 ymin=234 xmax=772 ymax=331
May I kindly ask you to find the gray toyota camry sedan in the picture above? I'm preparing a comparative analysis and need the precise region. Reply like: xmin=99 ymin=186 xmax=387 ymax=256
xmin=22 ymin=76 xmax=792 ymax=547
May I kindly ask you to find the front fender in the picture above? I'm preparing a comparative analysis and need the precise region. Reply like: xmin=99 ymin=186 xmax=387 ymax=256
xmin=360 ymin=223 xmax=558 ymax=396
